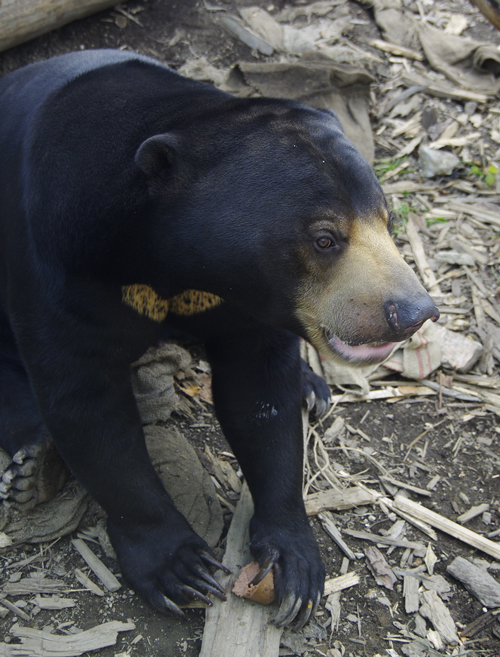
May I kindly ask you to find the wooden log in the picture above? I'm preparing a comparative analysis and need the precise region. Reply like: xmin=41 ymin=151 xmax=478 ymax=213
xmin=199 ymin=484 xmax=282 ymax=657
xmin=0 ymin=0 xmax=120 ymax=53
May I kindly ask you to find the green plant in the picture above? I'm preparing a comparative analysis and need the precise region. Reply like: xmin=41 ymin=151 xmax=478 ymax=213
xmin=469 ymin=163 xmax=497 ymax=187
xmin=391 ymin=202 xmax=419 ymax=235
xmin=426 ymin=217 xmax=448 ymax=226
xmin=374 ymin=156 xmax=407 ymax=180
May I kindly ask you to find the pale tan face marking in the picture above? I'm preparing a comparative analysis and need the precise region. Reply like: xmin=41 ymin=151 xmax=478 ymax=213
xmin=122 ymin=285 xmax=222 ymax=321
xmin=295 ymin=216 xmax=425 ymax=356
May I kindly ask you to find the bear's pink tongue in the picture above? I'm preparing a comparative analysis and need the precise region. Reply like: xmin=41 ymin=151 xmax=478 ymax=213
xmin=328 ymin=335 xmax=396 ymax=364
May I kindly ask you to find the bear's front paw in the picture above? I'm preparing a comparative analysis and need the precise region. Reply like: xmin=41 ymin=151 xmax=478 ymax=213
xmin=250 ymin=516 xmax=325 ymax=629
xmin=108 ymin=519 xmax=229 ymax=616
xmin=301 ymin=358 xmax=331 ymax=417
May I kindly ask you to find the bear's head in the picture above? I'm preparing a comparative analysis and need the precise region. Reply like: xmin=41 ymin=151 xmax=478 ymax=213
xmin=135 ymin=99 xmax=438 ymax=365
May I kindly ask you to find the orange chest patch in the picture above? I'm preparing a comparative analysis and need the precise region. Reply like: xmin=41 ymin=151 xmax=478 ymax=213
xmin=122 ymin=285 xmax=222 ymax=321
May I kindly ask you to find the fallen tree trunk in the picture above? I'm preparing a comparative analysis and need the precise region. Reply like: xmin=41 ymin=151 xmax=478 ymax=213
xmin=0 ymin=0 xmax=120 ymax=53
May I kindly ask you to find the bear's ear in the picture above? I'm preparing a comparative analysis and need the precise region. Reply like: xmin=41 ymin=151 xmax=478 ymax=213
xmin=135 ymin=133 xmax=181 ymax=178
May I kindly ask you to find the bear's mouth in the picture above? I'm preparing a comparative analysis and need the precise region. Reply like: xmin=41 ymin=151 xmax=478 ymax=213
xmin=324 ymin=329 xmax=397 ymax=365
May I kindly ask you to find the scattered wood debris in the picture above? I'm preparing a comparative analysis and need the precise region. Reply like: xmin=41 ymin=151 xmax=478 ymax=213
xmin=0 ymin=620 xmax=135 ymax=657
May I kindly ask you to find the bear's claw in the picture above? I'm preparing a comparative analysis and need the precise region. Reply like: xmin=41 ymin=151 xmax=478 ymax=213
xmin=301 ymin=359 xmax=331 ymax=417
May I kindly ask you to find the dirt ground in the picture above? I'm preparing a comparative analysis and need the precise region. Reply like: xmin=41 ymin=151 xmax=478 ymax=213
xmin=1 ymin=1 xmax=500 ymax=656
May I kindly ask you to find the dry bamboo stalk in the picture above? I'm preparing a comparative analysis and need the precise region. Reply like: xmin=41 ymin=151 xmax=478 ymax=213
xmin=0 ymin=0 xmax=120 ymax=52
xmin=394 ymin=495 xmax=500 ymax=561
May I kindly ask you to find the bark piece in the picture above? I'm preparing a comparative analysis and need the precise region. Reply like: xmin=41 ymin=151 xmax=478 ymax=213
xmin=365 ymin=546 xmax=397 ymax=590
xmin=447 ymin=556 xmax=500 ymax=608
xmin=419 ymin=589 xmax=459 ymax=645
xmin=462 ymin=608 xmax=497 ymax=638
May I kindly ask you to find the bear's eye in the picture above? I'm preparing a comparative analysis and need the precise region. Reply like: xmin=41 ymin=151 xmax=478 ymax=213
xmin=315 ymin=235 xmax=335 ymax=251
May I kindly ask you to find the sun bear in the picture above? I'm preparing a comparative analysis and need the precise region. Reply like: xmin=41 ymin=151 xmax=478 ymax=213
xmin=0 ymin=50 xmax=438 ymax=627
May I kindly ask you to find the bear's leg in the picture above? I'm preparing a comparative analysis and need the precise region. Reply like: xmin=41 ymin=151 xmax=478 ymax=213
xmin=0 ymin=308 xmax=68 ymax=510
xmin=13 ymin=303 xmax=227 ymax=613
xmin=207 ymin=326 xmax=325 ymax=628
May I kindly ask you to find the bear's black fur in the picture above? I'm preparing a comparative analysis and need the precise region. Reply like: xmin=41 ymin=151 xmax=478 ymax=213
xmin=0 ymin=50 xmax=438 ymax=626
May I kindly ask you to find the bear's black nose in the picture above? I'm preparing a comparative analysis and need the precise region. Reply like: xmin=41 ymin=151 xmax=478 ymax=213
xmin=385 ymin=295 xmax=440 ymax=339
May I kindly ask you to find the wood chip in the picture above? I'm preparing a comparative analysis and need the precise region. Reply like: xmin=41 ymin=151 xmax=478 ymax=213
xmin=394 ymin=495 xmax=500 ymax=561
xmin=73 ymin=568 xmax=105 ymax=597
xmin=447 ymin=556 xmax=500 ymax=608
xmin=319 ymin=512 xmax=357 ymax=560
xmin=419 ymin=589 xmax=459 ymax=645
xmin=365 ymin=546 xmax=397 ymax=590
xmin=71 ymin=539 xmax=121 ymax=592
xmin=32 ymin=594 xmax=76 ymax=610
xmin=457 ymin=503 xmax=490 ymax=524
xmin=305 ymin=487 xmax=375 ymax=515
xmin=403 ymin=575 xmax=420 ymax=614
xmin=424 ymin=543 xmax=438 ymax=576
xmin=324 ymin=571 xmax=360 ymax=596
